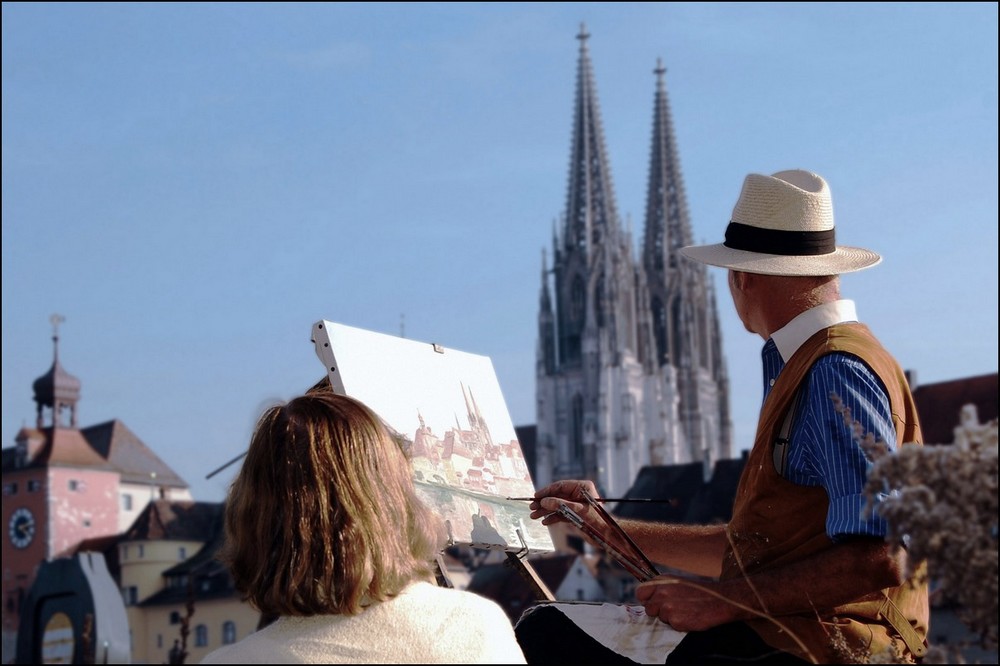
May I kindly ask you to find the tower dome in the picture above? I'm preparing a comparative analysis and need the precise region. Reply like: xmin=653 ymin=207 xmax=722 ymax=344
xmin=32 ymin=314 xmax=81 ymax=428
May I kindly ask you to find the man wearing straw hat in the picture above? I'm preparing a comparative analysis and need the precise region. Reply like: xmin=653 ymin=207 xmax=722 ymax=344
xmin=529 ymin=170 xmax=929 ymax=664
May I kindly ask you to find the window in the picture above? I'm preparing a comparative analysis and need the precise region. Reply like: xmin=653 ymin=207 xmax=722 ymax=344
xmin=2 ymin=482 xmax=17 ymax=496
xmin=138 ymin=544 xmax=144 ymax=558
xmin=157 ymin=634 xmax=163 ymax=649
xmin=27 ymin=480 xmax=42 ymax=492
xmin=222 ymin=621 xmax=236 ymax=645
xmin=122 ymin=494 xmax=133 ymax=511
xmin=122 ymin=586 xmax=138 ymax=606
xmin=68 ymin=479 xmax=79 ymax=491
xmin=122 ymin=545 xmax=128 ymax=561
xmin=169 ymin=611 xmax=181 ymax=625
xmin=194 ymin=624 xmax=208 ymax=647
xmin=178 ymin=547 xmax=187 ymax=560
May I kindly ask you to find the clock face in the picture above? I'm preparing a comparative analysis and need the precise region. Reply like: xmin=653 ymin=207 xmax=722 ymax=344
xmin=8 ymin=507 xmax=36 ymax=549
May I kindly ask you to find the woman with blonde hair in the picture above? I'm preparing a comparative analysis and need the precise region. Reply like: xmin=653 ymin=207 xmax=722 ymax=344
xmin=201 ymin=390 xmax=525 ymax=664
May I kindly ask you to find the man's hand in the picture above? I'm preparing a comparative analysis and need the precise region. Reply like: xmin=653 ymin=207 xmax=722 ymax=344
xmin=635 ymin=575 xmax=739 ymax=632
xmin=528 ymin=479 xmax=601 ymax=527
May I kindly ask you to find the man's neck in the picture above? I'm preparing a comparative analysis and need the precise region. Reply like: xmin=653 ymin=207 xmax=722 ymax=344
xmin=757 ymin=282 xmax=841 ymax=339
xmin=770 ymin=299 xmax=859 ymax=362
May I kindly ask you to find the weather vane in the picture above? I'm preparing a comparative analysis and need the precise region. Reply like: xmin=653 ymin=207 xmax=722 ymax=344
xmin=50 ymin=313 xmax=66 ymax=337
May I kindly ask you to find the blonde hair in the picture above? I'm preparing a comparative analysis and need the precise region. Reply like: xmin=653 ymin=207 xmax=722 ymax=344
xmin=221 ymin=391 xmax=442 ymax=616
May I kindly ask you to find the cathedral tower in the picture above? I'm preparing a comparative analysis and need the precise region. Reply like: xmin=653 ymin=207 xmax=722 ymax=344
xmin=535 ymin=27 xmax=732 ymax=498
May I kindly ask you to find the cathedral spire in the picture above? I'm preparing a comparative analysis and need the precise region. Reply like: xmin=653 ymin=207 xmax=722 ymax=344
xmin=642 ymin=58 xmax=695 ymax=277
xmin=536 ymin=30 xmax=731 ymax=496
xmin=564 ymin=22 xmax=621 ymax=260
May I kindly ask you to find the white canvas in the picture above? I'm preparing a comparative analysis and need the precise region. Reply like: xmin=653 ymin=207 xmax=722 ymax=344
xmin=312 ymin=320 xmax=555 ymax=554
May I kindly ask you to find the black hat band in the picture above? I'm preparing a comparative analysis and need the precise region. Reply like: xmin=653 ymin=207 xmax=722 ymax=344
xmin=723 ymin=222 xmax=836 ymax=256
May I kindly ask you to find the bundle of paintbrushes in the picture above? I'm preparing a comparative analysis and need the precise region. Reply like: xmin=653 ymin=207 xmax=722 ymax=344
xmin=554 ymin=488 xmax=658 ymax=581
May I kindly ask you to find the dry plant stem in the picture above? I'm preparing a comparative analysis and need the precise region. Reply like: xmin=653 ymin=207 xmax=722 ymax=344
xmin=723 ymin=527 xmax=771 ymax=617
xmin=831 ymin=392 xmax=999 ymax=653
xmin=722 ymin=527 xmax=824 ymax=663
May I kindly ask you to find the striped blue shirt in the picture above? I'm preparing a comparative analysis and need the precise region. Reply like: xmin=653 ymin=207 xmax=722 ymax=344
xmin=762 ymin=300 xmax=894 ymax=541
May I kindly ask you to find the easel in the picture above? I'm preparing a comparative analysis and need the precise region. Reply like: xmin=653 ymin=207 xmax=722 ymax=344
xmin=505 ymin=527 xmax=556 ymax=601
xmin=309 ymin=320 xmax=557 ymax=603
xmin=435 ymin=526 xmax=555 ymax=601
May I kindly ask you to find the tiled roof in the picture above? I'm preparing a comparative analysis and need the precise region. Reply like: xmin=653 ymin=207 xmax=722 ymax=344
xmin=81 ymin=419 xmax=187 ymax=487
xmin=122 ymin=500 xmax=223 ymax=542
xmin=4 ymin=427 xmax=115 ymax=470
xmin=2 ymin=420 xmax=188 ymax=492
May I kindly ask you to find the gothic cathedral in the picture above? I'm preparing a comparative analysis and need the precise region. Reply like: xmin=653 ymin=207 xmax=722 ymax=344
xmin=534 ymin=27 xmax=733 ymax=498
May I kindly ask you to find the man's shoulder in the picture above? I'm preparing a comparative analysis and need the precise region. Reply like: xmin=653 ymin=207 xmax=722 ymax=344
xmin=811 ymin=350 xmax=872 ymax=369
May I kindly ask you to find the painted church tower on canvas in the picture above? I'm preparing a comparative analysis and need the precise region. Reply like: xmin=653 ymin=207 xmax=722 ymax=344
xmin=535 ymin=26 xmax=732 ymax=498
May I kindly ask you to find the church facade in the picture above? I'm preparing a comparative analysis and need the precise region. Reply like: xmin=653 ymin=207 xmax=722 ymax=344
xmin=534 ymin=27 xmax=733 ymax=498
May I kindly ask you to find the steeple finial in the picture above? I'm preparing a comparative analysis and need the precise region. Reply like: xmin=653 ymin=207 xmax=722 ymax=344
xmin=577 ymin=22 xmax=590 ymax=47
xmin=50 ymin=313 xmax=65 ymax=361
xmin=654 ymin=58 xmax=666 ymax=79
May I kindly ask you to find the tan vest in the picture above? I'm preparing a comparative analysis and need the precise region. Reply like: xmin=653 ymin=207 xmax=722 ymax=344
xmin=721 ymin=323 xmax=929 ymax=663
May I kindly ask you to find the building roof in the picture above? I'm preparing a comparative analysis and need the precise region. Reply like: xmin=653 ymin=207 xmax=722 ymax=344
xmin=141 ymin=522 xmax=238 ymax=607
xmin=73 ymin=501 xmax=234 ymax=607
xmin=912 ymin=372 xmax=998 ymax=445
xmin=81 ymin=419 xmax=187 ymax=487
xmin=5 ymin=329 xmax=188 ymax=489
xmin=687 ymin=453 xmax=748 ymax=525
xmin=612 ymin=456 xmax=747 ymax=525
xmin=2 ymin=420 xmax=188 ymax=490
xmin=3 ymin=427 xmax=114 ymax=471
xmin=611 ymin=462 xmax=704 ymax=523
xmin=122 ymin=499 xmax=223 ymax=542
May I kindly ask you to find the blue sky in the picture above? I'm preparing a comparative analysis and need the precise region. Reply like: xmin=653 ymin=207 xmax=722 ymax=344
xmin=3 ymin=2 xmax=997 ymax=503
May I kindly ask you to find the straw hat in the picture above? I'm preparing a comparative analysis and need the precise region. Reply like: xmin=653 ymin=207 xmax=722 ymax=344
xmin=679 ymin=169 xmax=881 ymax=276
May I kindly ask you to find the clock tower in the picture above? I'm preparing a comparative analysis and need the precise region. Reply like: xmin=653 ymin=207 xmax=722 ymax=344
xmin=1 ymin=316 xmax=121 ymax=659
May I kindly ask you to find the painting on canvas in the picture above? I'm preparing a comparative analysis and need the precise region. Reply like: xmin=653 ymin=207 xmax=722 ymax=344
xmin=311 ymin=320 xmax=555 ymax=554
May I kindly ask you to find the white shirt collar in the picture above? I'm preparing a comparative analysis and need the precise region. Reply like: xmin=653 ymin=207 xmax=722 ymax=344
xmin=770 ymin=299 xmax=858 ymax=362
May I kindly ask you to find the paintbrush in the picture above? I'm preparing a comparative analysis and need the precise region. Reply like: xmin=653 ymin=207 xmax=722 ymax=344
xmin=506 ymin=496 xmax=676 ymax=503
